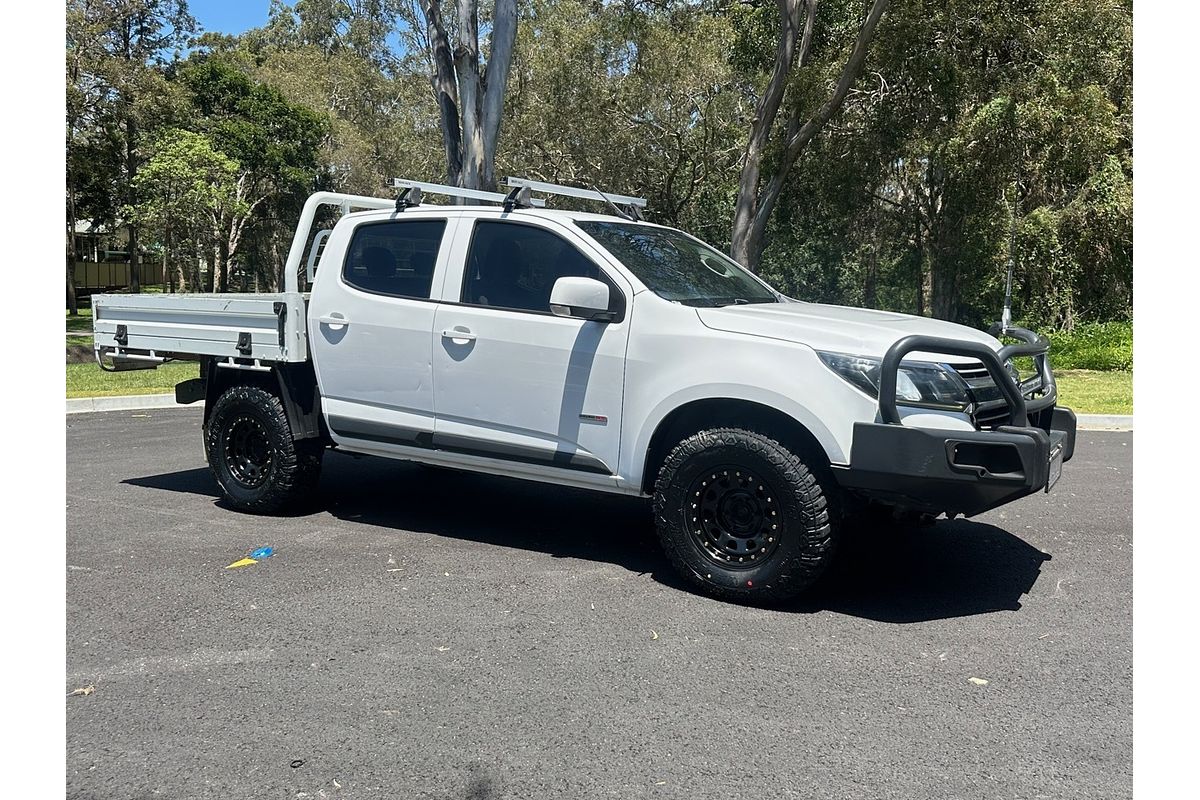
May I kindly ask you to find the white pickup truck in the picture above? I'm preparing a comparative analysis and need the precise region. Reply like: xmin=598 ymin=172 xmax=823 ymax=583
xmin=93 ymin=178 xmax=1076 ymax=603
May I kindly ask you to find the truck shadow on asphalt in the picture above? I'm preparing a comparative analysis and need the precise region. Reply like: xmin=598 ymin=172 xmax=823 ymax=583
xmin=125 ymin=452 xmax=1051 ymax=624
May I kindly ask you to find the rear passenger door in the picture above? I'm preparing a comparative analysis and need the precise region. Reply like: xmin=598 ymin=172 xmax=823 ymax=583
xmin=309 ymin=214 xmax=456 ymax=450
xmin=431 ymin=217 xmax=631 ymax=477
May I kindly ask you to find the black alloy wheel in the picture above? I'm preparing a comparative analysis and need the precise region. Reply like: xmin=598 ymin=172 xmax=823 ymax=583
xmin=686 ymin=466 xmax=782 ymax=568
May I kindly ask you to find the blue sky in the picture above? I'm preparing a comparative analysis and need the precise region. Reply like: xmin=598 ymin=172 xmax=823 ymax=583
xmin=185 ymin=1 xmax=409 ymax=54
xmin=189 ymin=0 xmax=272 ymax=36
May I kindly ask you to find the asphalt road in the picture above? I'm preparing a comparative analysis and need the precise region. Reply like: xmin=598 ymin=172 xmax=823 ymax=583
xmin=66 ymin=410 xmax=1132 ymax=799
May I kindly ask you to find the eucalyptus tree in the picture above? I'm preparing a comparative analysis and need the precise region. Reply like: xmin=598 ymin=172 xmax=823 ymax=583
xmin=399 ymin=0 xmax=519 ymax=190
xmin=758 ymin=0 xmax=1131 ymax=327
xmin=501 ymin=0 xmax=745 ymax=239
xmin=730 ymin=0 xmax=890 ymax=270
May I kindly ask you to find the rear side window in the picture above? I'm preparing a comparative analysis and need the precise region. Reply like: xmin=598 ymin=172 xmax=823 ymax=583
xmin=462 ymin=221 xmax=605 ymax=313
xmin=343 ymin=220 xmax=447 ymax=299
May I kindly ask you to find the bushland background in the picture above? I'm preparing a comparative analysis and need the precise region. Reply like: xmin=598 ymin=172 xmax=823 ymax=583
xmin=65 ymin=0 xmax=1132 ymax=411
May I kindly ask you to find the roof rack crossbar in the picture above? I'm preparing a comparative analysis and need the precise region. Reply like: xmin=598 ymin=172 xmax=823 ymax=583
xmin=505 ymin=177 xmax=647 ymax=209
xmin=392 ymin=178 xmax=546 ymax=208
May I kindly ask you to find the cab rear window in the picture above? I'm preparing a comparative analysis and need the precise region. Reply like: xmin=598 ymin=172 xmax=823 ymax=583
xmin=343 ymin=220 xmax=447 ymax=299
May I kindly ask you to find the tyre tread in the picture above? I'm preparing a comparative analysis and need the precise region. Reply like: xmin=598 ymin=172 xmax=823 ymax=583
xmin=652 ymin=427 xmax=836 ymax=603
xmin=205 ymin=384 xmax=322 ymax=514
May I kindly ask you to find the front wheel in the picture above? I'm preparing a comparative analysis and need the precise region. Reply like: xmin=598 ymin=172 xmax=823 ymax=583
xmin=652 ymin=428 xmax=838 ymax=603
xmin=204 ymin=384 xmax=323 ymax=514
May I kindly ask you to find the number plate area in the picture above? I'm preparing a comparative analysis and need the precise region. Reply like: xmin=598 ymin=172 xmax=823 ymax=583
xmin=1045 ymin=442 xmax=1064 ymax=492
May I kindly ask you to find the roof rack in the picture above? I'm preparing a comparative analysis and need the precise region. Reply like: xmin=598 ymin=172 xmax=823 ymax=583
xmin=504 ymin=177 xmax=647 ymax=210
xmin=389 ymin=177 xmax=647 ymax=219
xmin=391 ymin=178 xmax=547 ymax=208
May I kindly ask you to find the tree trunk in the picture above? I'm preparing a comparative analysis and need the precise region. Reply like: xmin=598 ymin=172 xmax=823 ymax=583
xmin=422 ymin=0 xmax=463 ymax=185
xmin=125 ymin=113 xmax=141 ymax=293
xmin=915 ymin=217 xmax=926 ymax=316
xmin=422 ymin=0 xmax=517 ymax=192
xmin=218 ymin=239 xmax=231 ymax=293
xmin=165 ymin=229 xmax=176 ymax=293
xmin=66 ymin=178 xmax=79 ymax=316
xmin=455 ymin=0 xmax=484 ymax=190
xmin=863 ymin=221 xmax=878 ymax=309
xmin=272 ymin=229 xmax=286 ymax=292
xmin=731 ymin=0 xmax=810 ymax=268
xmin=930 ymin=262 xmax=957 ymax=321
xmin=732 ymin=0 xmax=890 ymax=270
xmin=480 ymin=0 xmax=518 ymax=192
xmin=205 ymin=247 xmax=216 ymax=293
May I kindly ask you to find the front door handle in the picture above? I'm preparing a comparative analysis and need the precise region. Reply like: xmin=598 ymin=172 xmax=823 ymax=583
xmin=441 ymin=327 xmax=477 ymax=343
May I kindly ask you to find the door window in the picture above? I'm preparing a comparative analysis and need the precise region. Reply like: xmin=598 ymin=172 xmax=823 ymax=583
xmin=343 ymin=220 xmax=447 ymax=299
xmin=461 ymin=221 xmax=615 ymax=314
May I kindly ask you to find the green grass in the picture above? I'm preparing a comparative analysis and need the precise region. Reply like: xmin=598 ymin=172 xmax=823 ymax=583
xmin=66 ymin=361 xmax=199 ymax=398
xmin=1054 ymin=369 xmax=1132 ymax=415
xmin=66 ymin=307 xmax=93 ymax=333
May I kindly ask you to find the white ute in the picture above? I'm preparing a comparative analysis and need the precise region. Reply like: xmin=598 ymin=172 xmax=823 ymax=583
xmin=93 ymin=178 xmax=1077 ymax=603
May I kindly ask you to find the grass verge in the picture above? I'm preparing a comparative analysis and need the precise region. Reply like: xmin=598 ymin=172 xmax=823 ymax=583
xmin=1054 ymin=369 xmax=1132 ymax=415
xmin=66 ymin=308 xmax=93 ymax=333
xmin=66 ymin=361 xmax=199 ymax=398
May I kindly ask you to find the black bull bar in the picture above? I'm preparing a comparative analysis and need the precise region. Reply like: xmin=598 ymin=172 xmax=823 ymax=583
xmin=836 ymin=325 xmax=1077 ymax=517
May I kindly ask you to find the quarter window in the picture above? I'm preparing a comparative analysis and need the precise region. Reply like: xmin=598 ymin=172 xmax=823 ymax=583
xmin=343 ymin=220 xmax=447 ymax=299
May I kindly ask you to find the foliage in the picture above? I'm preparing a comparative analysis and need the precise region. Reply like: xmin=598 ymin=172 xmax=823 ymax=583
xmin=1044 ymin=321 xmax=1133 ymax=372
xmin=127 ymin=128 xmax=245 ymax=289
xmin=762 ymin=0 xmax=1132 ymax=327
xmin=67 ymin=0 xmax=1133 ymax=345
xmin=178 ymin=58 xmax=327 ymax=194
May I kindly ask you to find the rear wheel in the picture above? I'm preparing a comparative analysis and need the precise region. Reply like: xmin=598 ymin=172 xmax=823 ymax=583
xmin=204 ymin=384 xmax=323 ymax=514
xmin=653 ymin=427 xmax=838 ymax=603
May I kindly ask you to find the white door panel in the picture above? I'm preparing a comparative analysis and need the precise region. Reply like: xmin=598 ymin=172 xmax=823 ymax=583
xmin=432 ymin=306 xmax=627 ymax=475
xmin=309 ymin=216 xmax=456 ymax=447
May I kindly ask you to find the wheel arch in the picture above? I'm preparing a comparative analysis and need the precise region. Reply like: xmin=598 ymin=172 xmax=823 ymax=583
xmin=201 ymin=358 xmax=327 ymax=442
xmin=639 ymin=397 xmax=837 ymax=496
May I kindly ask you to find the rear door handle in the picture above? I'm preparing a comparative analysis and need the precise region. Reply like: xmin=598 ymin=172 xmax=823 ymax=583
xmin=319 ymin=314 xmax=349 ymax=328
xmin=441 ymin=327 xmax=476 ymax=342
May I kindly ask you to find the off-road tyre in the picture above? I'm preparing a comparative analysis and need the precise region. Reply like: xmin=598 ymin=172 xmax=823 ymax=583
xmin=653 ymin=427 xmax=838 ymax=603
xmin=204 ymin=384 xmax=323 ymax=514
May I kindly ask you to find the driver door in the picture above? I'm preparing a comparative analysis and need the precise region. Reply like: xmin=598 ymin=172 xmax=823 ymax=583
xmin=431 ymin=218 xmax=631 ymax=476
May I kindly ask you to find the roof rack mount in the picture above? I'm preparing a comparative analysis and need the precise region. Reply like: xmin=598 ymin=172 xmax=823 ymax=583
xmin=391 ymin=179 xmax=547 ymax=208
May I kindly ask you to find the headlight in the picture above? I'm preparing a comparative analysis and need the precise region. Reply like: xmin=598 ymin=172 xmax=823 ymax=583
xmin=817 ymin=351 xmax=972 ymax=410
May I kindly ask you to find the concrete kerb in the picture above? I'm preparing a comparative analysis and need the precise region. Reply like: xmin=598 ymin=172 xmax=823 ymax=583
xmin=66 ymin=394 xmax=197 ymax=414
xmin=1075 ymin=414 xmax=1133 ymax=431
xmin=64 ymin=393 xmax=1132 ymax=431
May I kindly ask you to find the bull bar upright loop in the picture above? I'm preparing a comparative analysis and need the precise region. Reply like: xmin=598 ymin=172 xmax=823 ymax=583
xmin=878 ymin=326 xmax=1057 ymax=427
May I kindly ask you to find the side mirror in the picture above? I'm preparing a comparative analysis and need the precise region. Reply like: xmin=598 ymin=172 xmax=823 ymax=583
xmin=549 ymin=276 xmax=614 ymax=322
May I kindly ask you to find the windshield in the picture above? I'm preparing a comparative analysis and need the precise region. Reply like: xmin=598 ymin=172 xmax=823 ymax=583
xmin=576 ymin=221 xmax=779 ymax=307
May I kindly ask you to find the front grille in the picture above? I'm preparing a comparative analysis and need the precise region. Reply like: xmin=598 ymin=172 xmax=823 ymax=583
xmin=951 ymin=361 xmax=991 ymax=382
xmin=948 ymin=360 xmax=1020 ymax=429
xmin=972 ymin=402 xmax=1013 ymax=429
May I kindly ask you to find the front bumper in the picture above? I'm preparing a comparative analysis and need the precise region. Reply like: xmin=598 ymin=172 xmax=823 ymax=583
xmin=834 ymin=326 xmax=1077 ymax=518
xmin=836 ymin=407 xmax=1076 ymax=516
